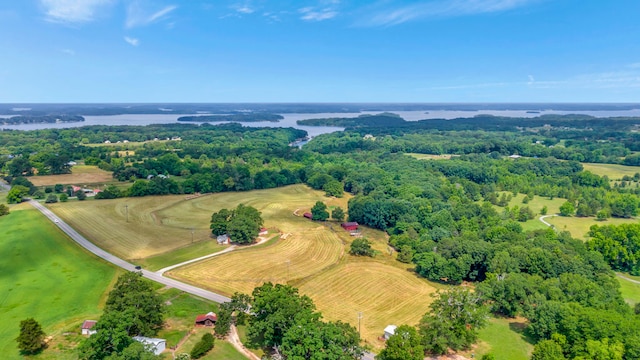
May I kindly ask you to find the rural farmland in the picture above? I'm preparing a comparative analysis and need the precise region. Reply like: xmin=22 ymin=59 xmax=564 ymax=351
xmin=0 ymin=207 xmax=118 ymax=360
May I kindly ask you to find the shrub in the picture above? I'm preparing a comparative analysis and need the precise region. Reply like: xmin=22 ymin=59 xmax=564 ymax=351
xmin=190 ymin=333 xmax=214 ymax=359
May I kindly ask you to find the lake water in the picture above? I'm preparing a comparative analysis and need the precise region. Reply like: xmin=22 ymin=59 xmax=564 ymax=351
xmin=3 ymin=109 xmax=640 ymax=137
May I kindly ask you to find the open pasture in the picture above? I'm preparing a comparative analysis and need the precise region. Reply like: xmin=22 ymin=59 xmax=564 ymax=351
xmin=582 ymin=163 xmax=640 ymax=181
xmin=546 ymin=216 xmax=638 ymax=240
xmin=0 ymin=208 xmax=117 ymax=360
xmin=168 ymin=226 xmax=344 ymax=296
xmin=295 ymin=259 xmax=440 ymax=348
xmin=48 ymin=184 xmax=349 ymax=261
xmin=617 ymin=274 xmax=640 ymax=306
xmin=475 ymin=317 xmax=534 ymax=360
xmin=406 ymin=153 xmax=458 ymax=160
xmin=27 ymin=165 xmax=113 ymax=186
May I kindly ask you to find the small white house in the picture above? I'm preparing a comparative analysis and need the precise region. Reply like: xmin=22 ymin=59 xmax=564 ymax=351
xmin=383 ymin=325 xmax=397 ymax=340
xmin=81 ymin=320 xmax=97 ymax=336
xmin=132 ymin=336 xmax=166 ymax=355
xmin=217 ymin=234 xmax=230 ymax=245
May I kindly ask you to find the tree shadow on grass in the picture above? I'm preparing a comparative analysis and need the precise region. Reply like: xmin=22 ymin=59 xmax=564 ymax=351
xmin=508 ymin=321 xmax=536 ymax=345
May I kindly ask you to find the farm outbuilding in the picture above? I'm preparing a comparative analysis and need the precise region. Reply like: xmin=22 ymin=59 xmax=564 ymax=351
xmin=341 ymin=222 xmax=359 ymax=231
xmin=195 ymin=312 xmax=218 ymax=326
xmin=383 ymin=325 xmax=397 ymax=340
xmin=133 ymin=336 xmax=166 ymax=355
xmin=303 ymin=212 xmax=313 ymax=219
xmin=81 ymin=320 xmax=97 ymax=336
xmin=217 ymin=234 xmax=230 ymax=245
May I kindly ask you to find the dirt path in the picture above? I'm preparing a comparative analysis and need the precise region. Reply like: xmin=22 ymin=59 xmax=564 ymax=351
xmin=156 ymin=234 xmax=272 ymax=275
xmin=228 ymin=325 xmax=261 ymax=360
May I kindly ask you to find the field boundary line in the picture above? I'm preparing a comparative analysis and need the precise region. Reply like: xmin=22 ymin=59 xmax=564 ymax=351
xmin=157 ymin=235 xmax=272 ymax=275
xmin=28 ymin=199 xmax=231 ymax=304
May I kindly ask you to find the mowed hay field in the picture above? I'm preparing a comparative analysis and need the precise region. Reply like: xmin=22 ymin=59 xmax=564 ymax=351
xmin=0 ymin=208 xmax=117 ymax=360
xmin=27 ymin=165 xmax=113 ymax=186
xmin=296 ymin=259 xmax=440 ymax=347
xmin=168 ymin=226 xmax=344 ymax=296
xmin=48 ymin=184 xmax=349 ymax=261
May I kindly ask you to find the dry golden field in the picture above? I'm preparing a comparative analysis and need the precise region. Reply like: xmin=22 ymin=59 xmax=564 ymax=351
xmin=296 ymin=258 xmax=441 ymax=347
xmin=28 ymin=165 xmax=114 ymax=186
xmin=48 ymin=185 xmax=349 ymax=260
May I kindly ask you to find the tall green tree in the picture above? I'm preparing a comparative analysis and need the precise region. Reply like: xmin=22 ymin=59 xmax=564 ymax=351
xmin=349 ymin=238 xmax=374 ymax=257
xmin=311 ymin=201 xmax=329 ymax=221
xmin=419 ymin=288 xmax=488 ymax=355
xmin=248 ymin=283 xmax=318 ymax=349
xmin=7 ymin=185 xmax=29 ymax=203
xmin=331 ymin=207 xmax=345 ymax=222
xmin=16 ymin=318 xmax=45 ymax=355
xmin=376 ymin=325 xmax=424 ymax=360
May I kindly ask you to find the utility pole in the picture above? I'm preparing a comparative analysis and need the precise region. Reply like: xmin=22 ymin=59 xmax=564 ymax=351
xmin=125 ymin=204 xmax=129 ymax=222
xmin=191 ymin=228 xmax=194 ymax=243
xmin=357 ymin=312 xmax=363 ymax=336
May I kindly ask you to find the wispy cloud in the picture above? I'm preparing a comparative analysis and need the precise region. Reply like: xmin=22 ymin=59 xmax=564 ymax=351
xmin=296 ymin=0 xmax=341 ymax=21
xmin=61 ymin=48 xmax=76 ymax=55
xmin=40 ymin=0 xmax=113 ymax=24
xmin=358 ymin=0 xmax=539 ymax=27
xmin=234 ymin=4 xmax=255 ymax=14
xmin=126 ymin=2 xmax=177 ymax=28
xmin=124 ymin=36 xmax=140 ymax=46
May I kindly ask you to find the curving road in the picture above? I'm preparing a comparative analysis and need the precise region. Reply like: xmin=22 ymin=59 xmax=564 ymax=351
xmin=29 ymin=197 xmax=376 ymax=359
xmin=539 ymin=214 xmax=558 ymax=229
xmin=29 ymin=200 xmax=231 ymax=303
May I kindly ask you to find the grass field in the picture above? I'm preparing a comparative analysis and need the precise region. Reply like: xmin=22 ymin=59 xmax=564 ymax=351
xmin=546 ymin=216 xmax=638 ymax=240
xmin=582 ymin=163 xmax=640 ymax=181
xmin=48 ymin=184 xmax=350 ymax=262
xmin=475 ymin=317 xmax=534 ymax=360
xmin=177 ymin=328 xmax=246 ymax=360
xmin=0 ymin=208 xmax=117 ymax=360
xmin=406 ymin=153 xmax=458 ymax=160
xmin=27 ymin=165 xmax=114 ymax=187
xmin=494 ymin=192 xmax=566 ymax=232
xmin=295 ymin=258 xmax=441 ymax=347
xmin=616 ymin=274 xmax=640 ymax=306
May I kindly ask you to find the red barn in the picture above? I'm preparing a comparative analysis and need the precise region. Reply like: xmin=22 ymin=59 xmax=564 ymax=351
xmin=341 ymin=222 xmax=359 ymax=231
xmin=303 ymin=212 xmax=313 ymax=219
xmin=195 ymin=312 xmax=217 ymax=326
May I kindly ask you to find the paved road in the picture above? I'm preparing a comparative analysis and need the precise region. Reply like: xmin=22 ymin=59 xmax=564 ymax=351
xmin=29 ymin=200 xmax=231 ymax=304
xmin=0 ymin=180 xmax=10 ymax=191
xmin=30 ymin=198 xmax=377 ymax=359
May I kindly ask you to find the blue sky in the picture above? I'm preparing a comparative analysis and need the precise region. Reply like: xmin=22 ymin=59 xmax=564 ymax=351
xmin=1 ymin=0 xmax=639 ymax=102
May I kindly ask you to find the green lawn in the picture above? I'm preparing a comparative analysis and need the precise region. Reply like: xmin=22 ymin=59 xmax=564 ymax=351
xmin=476 ymin=317 xmax=534 ymax=360
xmin=175 ymin=328 xmax=246 ymax=360
xmin=158 ymin=290 xmax=220 ymax=348
xmin=546 ymin=216 xmax=638 ymax=240
xmin=0 ymin=208 xmax=117 ymax=359
xmin=140 ymin=241 xmax=227 ymax=271
xmin=616 ymin=273 xmax=640 ymax=306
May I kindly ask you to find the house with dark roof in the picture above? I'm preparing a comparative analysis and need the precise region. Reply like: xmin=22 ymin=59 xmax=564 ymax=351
xmin=195 ymin=312 xmax=218 ymax=326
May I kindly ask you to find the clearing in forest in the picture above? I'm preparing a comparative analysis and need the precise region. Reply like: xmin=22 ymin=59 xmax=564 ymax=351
xmin=582 ymin=162 xmax=640 ymax=181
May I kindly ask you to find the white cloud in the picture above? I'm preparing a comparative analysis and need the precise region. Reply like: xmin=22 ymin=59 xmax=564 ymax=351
xmin=527 ymin=75 xmax=535 ymax=85
xmin=40 ymin=0 xmax=113 ymax=23
xmin=235 ymin=5 xmax=255 ymax=14
xmin=61 ymin=48 xmax=76 ymax=55
xmin=126 ymin=2 xmax=177 ymax=28
xmin=358 ymin=0 xmax=540 ymax=27
xmin=299 ymin=6 xmax=338 ymax=21
xmin=124 ymin=36 xmax=140 ymax=46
